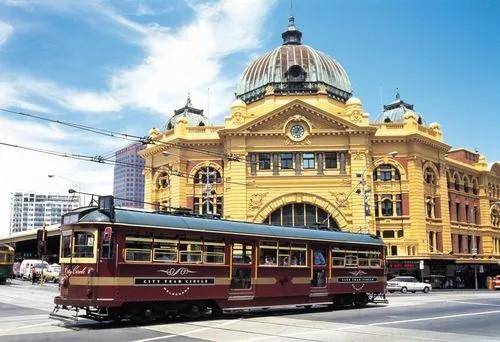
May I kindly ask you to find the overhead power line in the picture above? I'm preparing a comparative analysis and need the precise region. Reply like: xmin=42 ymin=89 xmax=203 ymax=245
xmin=0 ymin=107 xmax=245 ymax=163
xmin=0 ymin=141 xmax=267 ymax=189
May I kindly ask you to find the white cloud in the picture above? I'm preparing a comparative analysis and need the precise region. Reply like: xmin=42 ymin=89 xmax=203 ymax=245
xmin=0 ymin=75 xmax=121 ymax=112
xmin=107 ymin=0 xmax=276 ymax=120
xmin=0 ymin=21 xmax=13 ymax=46
xmin=0 ymin=0 xmax=276 ymax=235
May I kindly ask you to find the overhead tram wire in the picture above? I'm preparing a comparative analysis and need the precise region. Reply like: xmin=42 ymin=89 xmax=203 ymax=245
xmin=0 ymin=107 xmax=247 ymax=164
xmin=0 ymin=141 xmax=272 ymax=190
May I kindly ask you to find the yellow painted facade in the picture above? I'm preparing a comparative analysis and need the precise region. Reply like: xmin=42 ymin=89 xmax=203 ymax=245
xmin=139 ymin=18 xmax=500 ymax=275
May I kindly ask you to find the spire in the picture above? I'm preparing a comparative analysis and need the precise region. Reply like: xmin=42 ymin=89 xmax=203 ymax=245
xmin=282 ymin=2 xmax=302 ymax=45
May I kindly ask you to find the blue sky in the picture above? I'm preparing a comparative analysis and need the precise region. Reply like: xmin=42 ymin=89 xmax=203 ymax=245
xmin=0 ymin=0 xmax=499 ymax=233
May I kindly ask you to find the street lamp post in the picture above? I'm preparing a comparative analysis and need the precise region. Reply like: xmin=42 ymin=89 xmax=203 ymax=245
xmin=47 ymin=174 xmax=83 ymax=207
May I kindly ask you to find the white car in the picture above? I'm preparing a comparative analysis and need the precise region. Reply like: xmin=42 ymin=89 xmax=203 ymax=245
xmin=387 ymin=276 xmax=432 ymax=294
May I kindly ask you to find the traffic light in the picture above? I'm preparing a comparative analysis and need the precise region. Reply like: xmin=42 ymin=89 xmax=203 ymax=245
xmin=37 ymin=228 xmax=46 ymax=257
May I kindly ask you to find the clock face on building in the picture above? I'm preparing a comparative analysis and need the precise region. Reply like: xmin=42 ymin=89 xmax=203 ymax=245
xmin=290 ymin=124 xmax=305 ymax=140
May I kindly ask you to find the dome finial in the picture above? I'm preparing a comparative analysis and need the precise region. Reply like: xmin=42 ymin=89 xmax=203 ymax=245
xmin=186 ymin=92 xmax=192 ymax=107
xmin=282 ymin=0 xmax=302 ymax=45
xmin=395 ymin=88 xmax=400 ymax=101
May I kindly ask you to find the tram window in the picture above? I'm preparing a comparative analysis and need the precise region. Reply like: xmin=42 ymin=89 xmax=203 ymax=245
xmin=179 ymin=241 xmax=202 ymax=263
xmin=74 ymin=232 xmax=95 ymax=258
xmin=259 ymin=241 xmax=278 ymax=266
xmin=290 ymin=243 xmax=307 ymax=266
xmin=232 ymin=243 xmax=252 ymax=264
xmin=369 ymin=251 xmax=382 ymax=267
xmin=61 ymin=231 xmax=72 ymax=258
xmin=153 ymin=239 xmax=178 ymax=263
xmin=203 ymin=242 xmax=225 ymax=264
xmin=332 ymin=249 xmax=345 ymax=267
xmin=125 ymin=236 xmax=152 ymax=262
xmin=278 ymin=243 xmax=290 ymax=266
xmin=231 ymin=268 xmax=251 ymax=289
xmin=313 ymin=249 xmax=326 ymax=265
xmin=311 ymin=269 xmax=326 ymax=287
xmin=358 ymin=251 xmax=370 ymax=267
xmin=345 ymin=251 xmax=358 ymax=267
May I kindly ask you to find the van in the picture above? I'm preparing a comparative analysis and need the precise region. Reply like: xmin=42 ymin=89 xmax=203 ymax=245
xmin=20 ymin=259 xmax=47 ymax=280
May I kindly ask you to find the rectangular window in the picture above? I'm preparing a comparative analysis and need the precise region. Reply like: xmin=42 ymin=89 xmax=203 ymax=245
xmin=259 ymin=241 xmax=278 ymax=266
xmin=382 ymin=230 xmax=395 ymax=239
xmin=125 ymin=236 xmax=152 ymax=262
xmin=233 ymin=243 xmax=252 ymax=264
xmin=302 ymin=153 xmax=316 ymax=169
xmin=179 ymin=241 xmax=202 ymax=263
xmin=74 ymin=232 xmax=95 ymax=258
xmin=369 ymin=251 xmax=382 ymax=267
xmin=153 ymin=239 xmax=178 ymax=263
xmin=258 ymin=153 xmax=271 ymax=170
xmin=332 ymin=248 xmax=345 ymax=267
xmin=358 ymin=251 xmax=370 ymax=267
xmin=290 ymin=243 xmax=307 ymax=266
xmin=61 ymin=231 xmax=72 ymax=258
xmin=324 ymin=152 xmax=337 ymax=169
xmin=395 ymin=194 xmax=402 ymax=216
xmin=203 ymin=242 xmax=225 ymax=264
xmin=345 ymin=251 xmax=358 ymax=267
xmin=391 ymin=245 xmax=398 ymax=256
xmin=280 ymin=153 xmax=293 ymax=169
xmin=278 ymin=242 xmax=291 ymax=266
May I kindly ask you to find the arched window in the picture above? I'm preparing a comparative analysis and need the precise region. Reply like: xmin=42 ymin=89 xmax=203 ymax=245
xmin=424 ymin=167 xmax=436 ymax=185
xmin=447 ymin=171 xmax=452 ymax=189
xmin=463 ymin=177 xmax=470 ymax=193
xmin=264 ymin=203 xmax=339 ymax=230
xmin=156 ymin=172 xmax=169 ymax=190
xmin=381 ymin=196 xmax=393 ymax=216
xmin=194 ymin=166 xmax=222 ymax=184
xmin=373 ymin=164 xmax=401 ymax=181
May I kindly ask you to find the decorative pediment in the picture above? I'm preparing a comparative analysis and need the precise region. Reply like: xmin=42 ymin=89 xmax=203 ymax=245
xmin=222 ymin=100 xmax=371 ymax=136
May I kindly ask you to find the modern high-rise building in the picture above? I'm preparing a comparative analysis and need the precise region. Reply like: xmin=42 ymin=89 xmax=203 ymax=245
xmin=9 ymin=192 xmax=80 ymax=234
xmin=113 ymin=142 xmax=145 ymax=208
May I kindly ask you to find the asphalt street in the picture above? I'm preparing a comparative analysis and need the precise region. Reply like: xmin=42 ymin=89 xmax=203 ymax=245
xmin=1 ymin=279 xmax=500 ymax=341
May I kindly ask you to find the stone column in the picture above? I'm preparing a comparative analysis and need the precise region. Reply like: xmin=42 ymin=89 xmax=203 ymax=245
xmin=407 ymin=158 xmax=428 ymax=254
xmin=295 ymin=153 xmax=301 ymax=175
xmin=438 ymin=163 xmax=452 ymax=253
xmin=272 ymin=153 xmax=279 ymax=175
xmin=317 ymin=152 xmax=324 ymax=175
xmin=339 ymin=152 xmax=346 ymax=173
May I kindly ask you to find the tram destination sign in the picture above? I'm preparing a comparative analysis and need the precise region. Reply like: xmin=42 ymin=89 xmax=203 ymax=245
xmin=134 ymin=277 xmax=215 ymax=286
xmin=337 ymin=276 xmax=377 ymax=283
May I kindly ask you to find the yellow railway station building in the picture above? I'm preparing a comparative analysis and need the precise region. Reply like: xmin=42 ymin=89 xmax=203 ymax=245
xmin=139 ymin=16 xmax=500 ymax=288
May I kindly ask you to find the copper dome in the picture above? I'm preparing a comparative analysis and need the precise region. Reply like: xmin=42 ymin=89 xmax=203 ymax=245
xmin=236 ymin=16 xmax=352 ymax=103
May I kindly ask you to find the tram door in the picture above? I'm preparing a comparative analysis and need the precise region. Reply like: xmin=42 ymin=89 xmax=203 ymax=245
xmin=310 ymin=245 xmax=328 ymax=294
xmin=229 ymin=243 xmax=254 ymax=296
xmin=97 ymin=227 xmax=116 ymax=298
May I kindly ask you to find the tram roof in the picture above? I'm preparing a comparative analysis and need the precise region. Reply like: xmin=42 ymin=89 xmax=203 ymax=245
xmin=74 ymin=207 xmax=383 ymax=246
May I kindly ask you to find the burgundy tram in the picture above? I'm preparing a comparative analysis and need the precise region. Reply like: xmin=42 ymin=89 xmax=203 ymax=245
xmin=54 ymin=197 xmax=386 ymax=320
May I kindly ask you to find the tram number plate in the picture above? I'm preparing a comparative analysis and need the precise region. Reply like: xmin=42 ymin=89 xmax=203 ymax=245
xmin=337 ymin=277 xmax=377 ymax=283
xmin=134 ymin=277 xmax=215 ymax=286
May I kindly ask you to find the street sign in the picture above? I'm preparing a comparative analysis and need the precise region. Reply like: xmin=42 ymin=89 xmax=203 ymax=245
xmin=419 ymin=260 xmax=424 ymax=270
